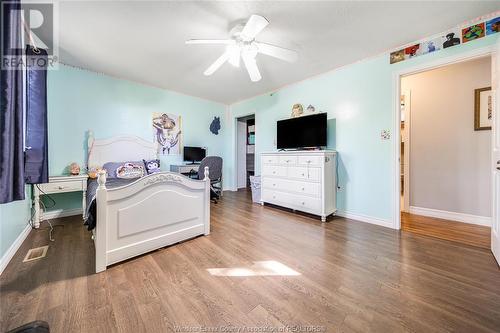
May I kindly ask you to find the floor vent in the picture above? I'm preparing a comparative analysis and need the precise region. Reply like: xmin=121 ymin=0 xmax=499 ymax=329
xmin=23 ymin=246 xmax=49 ymax=262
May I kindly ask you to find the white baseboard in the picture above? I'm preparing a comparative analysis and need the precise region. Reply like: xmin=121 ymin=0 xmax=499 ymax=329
xmin=409 ymin=206 xmax=491 ymax=227
xmin=42 ymin=208 xmax=82 ymax=220
xmin=0 ymin=223 xmax=32 ymax=275
xmin=336 ymin=210 xmax=395 ymax=229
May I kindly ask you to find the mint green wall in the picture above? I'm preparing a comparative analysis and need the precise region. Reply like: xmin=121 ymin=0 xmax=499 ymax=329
xmin=229 ymin=34 xmax=499 ymax=222
xmin=1 ymin=187 xmax=31 ymax=258
xmin=46 ymin=64 xmax=228 ymax=211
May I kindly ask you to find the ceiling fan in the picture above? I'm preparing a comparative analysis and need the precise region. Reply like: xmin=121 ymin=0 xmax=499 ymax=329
xmin=186 ymin=14 xmax=298 ymax=82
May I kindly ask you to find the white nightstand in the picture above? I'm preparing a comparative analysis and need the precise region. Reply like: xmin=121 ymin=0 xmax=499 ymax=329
xmin=33 ymin=174 xmax=88 ymax=228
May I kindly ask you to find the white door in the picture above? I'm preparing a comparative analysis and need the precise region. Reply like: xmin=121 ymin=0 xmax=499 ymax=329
xmin=491 ymin=51 xmax=500 ymax=265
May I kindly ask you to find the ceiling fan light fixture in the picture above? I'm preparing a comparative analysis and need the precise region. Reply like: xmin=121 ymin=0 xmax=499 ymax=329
xmin=186 ymin=14 xmax=298 ymax=82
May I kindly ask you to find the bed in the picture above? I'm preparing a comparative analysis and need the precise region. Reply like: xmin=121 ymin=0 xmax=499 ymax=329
xmin=86 ymin=131 xmax=210 ymax=273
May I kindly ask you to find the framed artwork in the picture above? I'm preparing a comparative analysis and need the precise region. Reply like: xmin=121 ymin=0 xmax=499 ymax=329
xmin=390 ymin=49 xmax=405 ymax=64
xmin=421 ymin=38 xmax=441 ymax=55
xmin=462 ymin=22 xmax=485 ymax=43
xmin=474 ymin=87 xmax=492 ymax=131
xmin=152 ymin=112 xmax=182 ymax=154
xmin=486 ymin=17 xmax=500 ymax=35
xmin=442 ymin=30 xmax=461 ymax=49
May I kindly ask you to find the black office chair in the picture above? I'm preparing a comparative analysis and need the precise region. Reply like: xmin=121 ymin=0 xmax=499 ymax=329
xmin=197 ymin=156 xmax=223 ymax=202
xmin=7 ymin=321 xmax=50 ymax=333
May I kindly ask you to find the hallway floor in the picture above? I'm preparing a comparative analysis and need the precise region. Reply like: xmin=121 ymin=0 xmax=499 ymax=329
xmin=401 ymin=212 xmax=491 ymax=249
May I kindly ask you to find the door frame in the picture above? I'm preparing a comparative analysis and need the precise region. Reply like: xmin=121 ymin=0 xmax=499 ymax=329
xmin=400 ymin=90 xmax=411 ymax=213
xmin=233 ymin=112 xmax=256 ymax=191
xmin=392 ymin=45 xmax=495 ymax=230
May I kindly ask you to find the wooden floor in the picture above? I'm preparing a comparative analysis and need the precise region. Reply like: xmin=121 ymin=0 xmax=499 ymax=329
xmin=401 ymin=212 xmax=491 ymax=249
xmin=1 ymin=190 xmax=500 ymax=333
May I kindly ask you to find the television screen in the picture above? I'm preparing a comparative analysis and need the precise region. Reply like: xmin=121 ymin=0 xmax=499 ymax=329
xmin=277 ymin=113 xmax=327 ymax=149
xmin=183 ymin=146 xmax=206 ymax=163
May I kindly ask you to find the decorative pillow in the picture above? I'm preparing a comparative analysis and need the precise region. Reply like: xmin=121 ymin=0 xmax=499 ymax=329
xmin=103 ymin=161 xmax=144 ymax=179
xmin=143 ymin=159 xmax=161 ymax=174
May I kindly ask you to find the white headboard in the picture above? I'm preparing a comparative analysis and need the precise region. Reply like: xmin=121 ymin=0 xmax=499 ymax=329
xmin=87 ymin=131 xmax=157 ymax=167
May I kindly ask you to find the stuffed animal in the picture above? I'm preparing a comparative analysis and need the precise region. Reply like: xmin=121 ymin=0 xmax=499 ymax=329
xmin=291 ymin=104 xmax=303 ymax=118
xmin=143 ymin=159 xmax=161 ymax=174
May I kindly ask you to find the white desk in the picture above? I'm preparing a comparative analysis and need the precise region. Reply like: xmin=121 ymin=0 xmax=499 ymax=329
xmin=33 ymin=174 xmax=88 ymax=228
xmin=170 ymin=164 xmax=200 ymax=176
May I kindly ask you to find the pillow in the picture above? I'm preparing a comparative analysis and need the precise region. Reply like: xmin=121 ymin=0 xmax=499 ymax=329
xmin=143 ymin=159 xmax=161 ymax=174
xmin=103 ymin=161 xmax=145 ymax=179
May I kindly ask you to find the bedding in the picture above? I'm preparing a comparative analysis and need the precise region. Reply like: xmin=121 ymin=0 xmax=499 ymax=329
xmin=103 ymin=161 xmax=144 ymax=179
xmin=84 ymin=177 xmax=135 ymax=230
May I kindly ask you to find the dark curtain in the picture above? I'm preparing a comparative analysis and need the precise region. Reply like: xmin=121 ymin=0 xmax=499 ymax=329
xmin=0 ymin=0 xmax=25 ymax=203
xmin=24 ymin=46 xmax=48 ymax=184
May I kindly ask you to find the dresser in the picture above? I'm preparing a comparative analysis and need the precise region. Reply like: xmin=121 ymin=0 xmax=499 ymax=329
xmin=33 ymin=174 xmax=88 ymax=228
xmin=260 ymin=150 xmax=336 ymax=222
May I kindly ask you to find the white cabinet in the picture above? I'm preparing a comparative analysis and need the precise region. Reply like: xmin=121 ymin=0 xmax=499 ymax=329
xmin=261 ymin=150 xmax=337 ymax=222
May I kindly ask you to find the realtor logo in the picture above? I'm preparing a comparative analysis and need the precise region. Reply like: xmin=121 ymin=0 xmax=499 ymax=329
xmin=1 ymin=1 xmax=59 ymax=70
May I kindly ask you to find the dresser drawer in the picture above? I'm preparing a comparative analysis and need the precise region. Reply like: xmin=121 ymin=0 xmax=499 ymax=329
xmin=263 ymin=178 xmax=320 ymax=197
xmin=262 ymin=189 xmax=293 ymax=204
xmin=40 ymin=180 xmax=84 ymax=193
xmin=262 ymin=155 xmax=279 ymax=164
xmin=262 ymin=165 xmax=287 ymax=177
xmin=297 ymin=155 xmax=322 ymax=166
xmin=278 ymin=155 xmax=297 ymax=165
xmin=292 ymin=181 xmax=320 ymax=197
xmin=294 ymin=195 xmax=321 ymax=211
xmin=288 ymin=166 xmax=321 ymax=181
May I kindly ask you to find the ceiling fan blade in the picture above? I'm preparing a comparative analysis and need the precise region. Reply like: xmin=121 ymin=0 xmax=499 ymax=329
xmin=255 ymin=42 xmax=298 ymax=63
xmin=241 ymin=15 xmax=269 ymax=41
xmin=227 ymin=45 xmax=240 ymax=67
xmin=242 ymin=53 xmax=261 ymax=82
xmin=204 ymin=51 xmax=229 ymax=76
xmin=186 ymin=39 xmax=234 ymax=45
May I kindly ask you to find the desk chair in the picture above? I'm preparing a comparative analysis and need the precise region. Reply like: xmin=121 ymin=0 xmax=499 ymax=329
xmin=197 ymin=156 xmax=223 ymax=202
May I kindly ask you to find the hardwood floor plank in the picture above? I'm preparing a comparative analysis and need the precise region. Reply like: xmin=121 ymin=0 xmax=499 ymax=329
xmin=1 ymin=190 xmax=499 ymax=332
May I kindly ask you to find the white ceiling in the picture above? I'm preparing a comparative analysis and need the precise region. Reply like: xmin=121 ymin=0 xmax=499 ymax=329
xmin=47 ymin=1 xmax=499 ymax=104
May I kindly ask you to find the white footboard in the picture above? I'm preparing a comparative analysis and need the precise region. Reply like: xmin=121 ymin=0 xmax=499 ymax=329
xmin=94 ymin=168 xmax=210 ymax=273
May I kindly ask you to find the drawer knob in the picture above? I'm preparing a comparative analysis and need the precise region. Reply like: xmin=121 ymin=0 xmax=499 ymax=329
xmin=273 ymin=183 xmax=276 ymax=186
xmin=301 ymin=187 xmax=305 ymax=191
xmin=273 ymin=195 xmax=276 ymax=199
xmin=272 ymin=171 xmax=276 ymax=174
xmin=301 ymin=201 xmax=305 ymax=205
xmin=301 ymin=173 xmax=305 ymax=176
xmin=58 ymin=186 xmax=64 ymax=189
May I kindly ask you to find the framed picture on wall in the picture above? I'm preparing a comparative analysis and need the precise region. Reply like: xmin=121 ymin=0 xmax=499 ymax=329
xmin=474 ymin=87 xmax=492 ymax=131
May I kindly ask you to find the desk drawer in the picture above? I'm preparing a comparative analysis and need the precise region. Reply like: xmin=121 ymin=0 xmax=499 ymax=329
xmin=40 ymin=181 xmax=84 ymax=193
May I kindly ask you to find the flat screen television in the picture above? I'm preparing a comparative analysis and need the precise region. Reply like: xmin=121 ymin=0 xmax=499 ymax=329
xmin=277 ymin=113 xmax=327 ymax=149
xmin=183 ymin=146 xmax=206 ymax=164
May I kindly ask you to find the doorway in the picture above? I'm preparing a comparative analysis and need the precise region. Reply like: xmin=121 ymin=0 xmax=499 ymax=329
xmin=397 ymin=55 xmax=492 ymax=248
xmin=236 ymin=115 xmax=255 ymax=189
